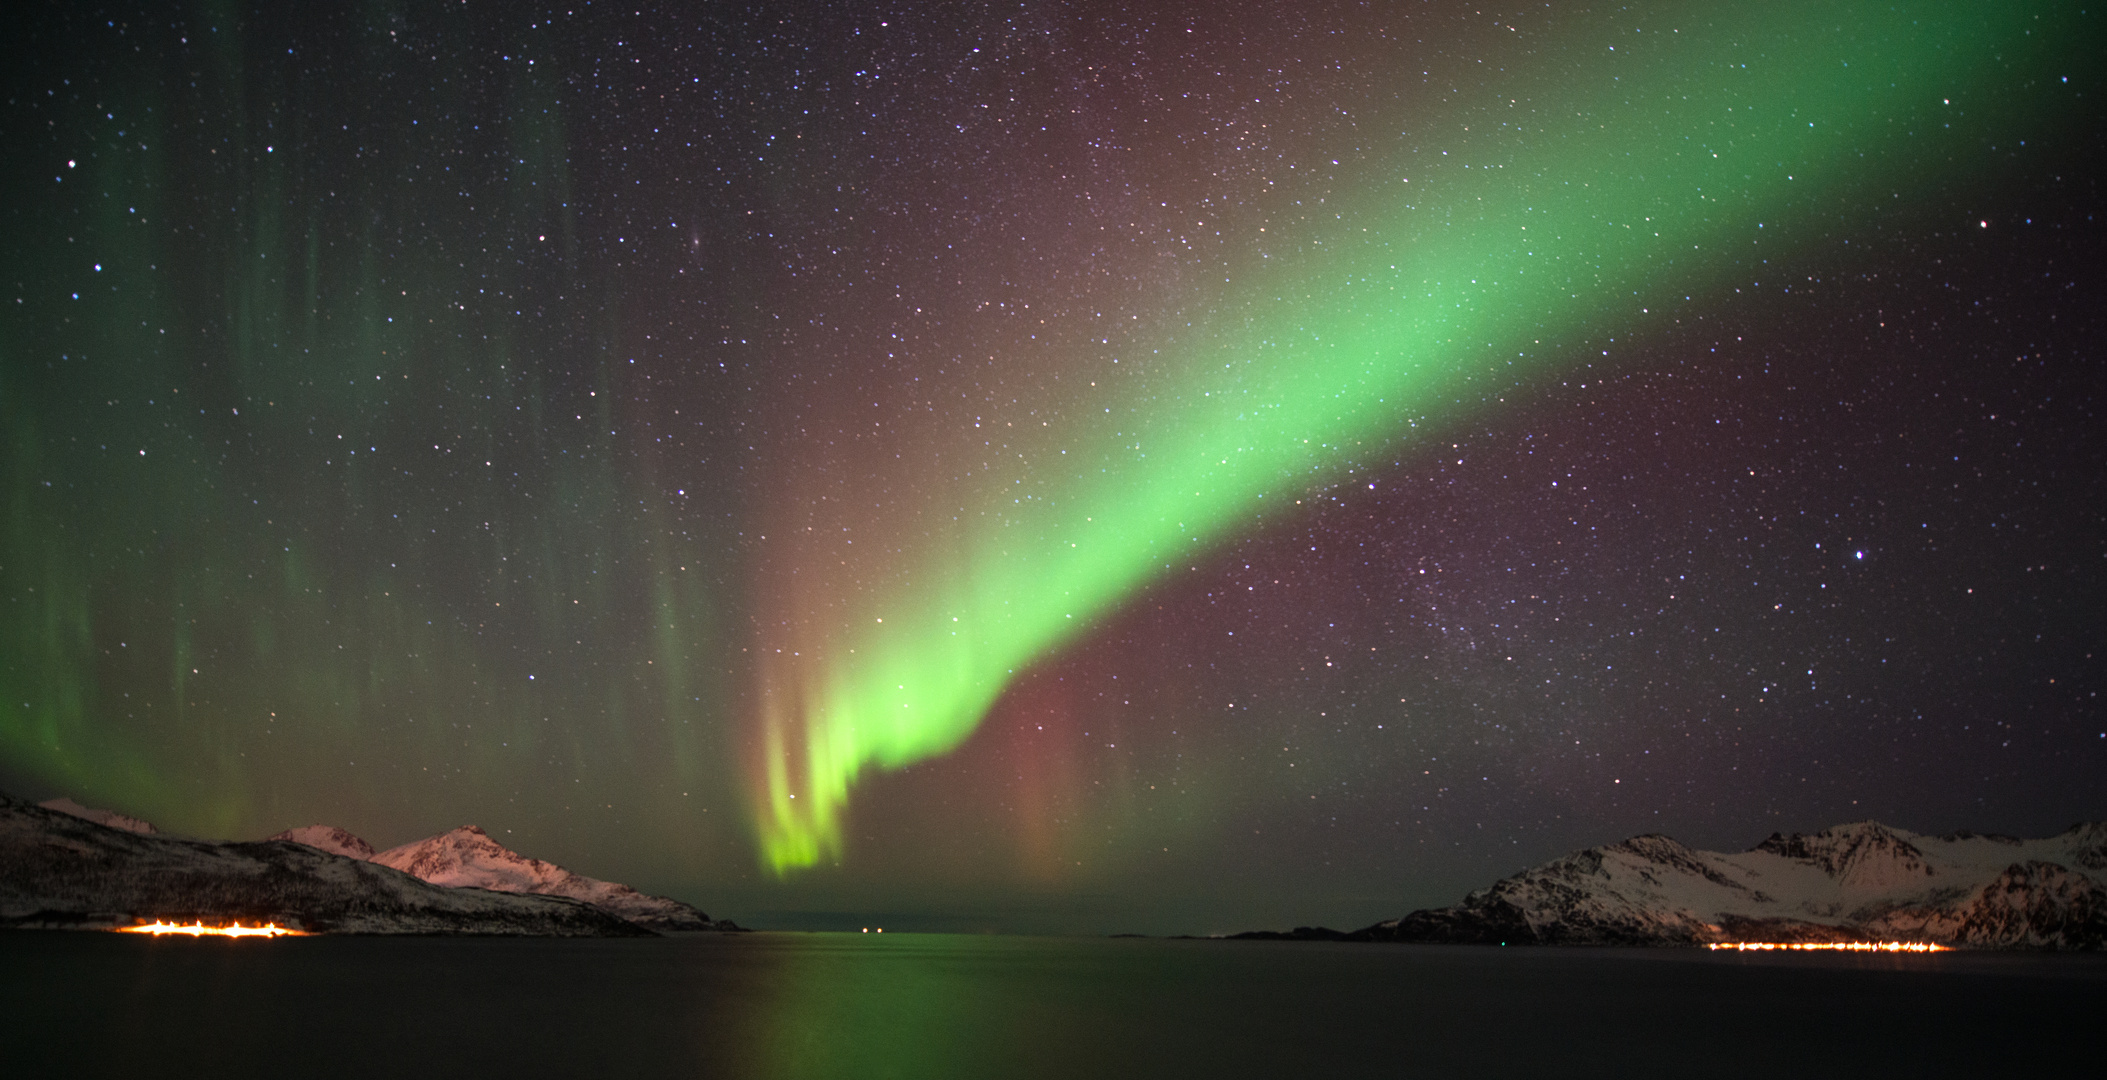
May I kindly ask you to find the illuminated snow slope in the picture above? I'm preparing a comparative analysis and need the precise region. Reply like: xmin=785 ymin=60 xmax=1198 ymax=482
xmin=266 ymin=825 xmax=375 ymax=861
xmin=38 ymin=797 xmax=157 ymax=836
xmin=1364 ymin=821 xmax=2107 ymax=948
xmin=367 ymin=826 xmax=723 ymax=931
xmin=1 ymin=794 xmax=643 ymax=936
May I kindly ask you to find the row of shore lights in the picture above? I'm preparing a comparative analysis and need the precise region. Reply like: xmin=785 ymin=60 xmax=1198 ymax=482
xmin=1707 ymin=941 xmax=1947 ymax=952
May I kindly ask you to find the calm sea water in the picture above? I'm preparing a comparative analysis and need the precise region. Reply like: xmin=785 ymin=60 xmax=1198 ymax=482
xmin=4 ymin=932 xmax=2097 ymax=1078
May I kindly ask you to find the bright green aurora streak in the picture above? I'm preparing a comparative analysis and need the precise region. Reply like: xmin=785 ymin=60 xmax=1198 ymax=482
xmin=752 ymin=4 xmax=2063 ymax=872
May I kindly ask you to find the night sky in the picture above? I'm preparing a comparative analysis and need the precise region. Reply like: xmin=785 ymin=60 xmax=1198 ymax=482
xmin=3 ymin=2 xmax=2101 ymax=935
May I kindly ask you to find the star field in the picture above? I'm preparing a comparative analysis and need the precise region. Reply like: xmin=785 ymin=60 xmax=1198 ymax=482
xmin=1 ymin=1 xmax=2100 ymax=933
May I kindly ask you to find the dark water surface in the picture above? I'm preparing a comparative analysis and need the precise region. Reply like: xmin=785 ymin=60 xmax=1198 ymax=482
xmin=4 ymin=932 xmax=2097 ymax=1078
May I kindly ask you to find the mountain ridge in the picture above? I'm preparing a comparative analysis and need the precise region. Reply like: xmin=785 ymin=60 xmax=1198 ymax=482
xmin=272 ymin=822 xmax=734 ymax=931
xmin=0 ymin=793 xmax=649 ymax=936
xmin=5 ymin=794 xmax=740 ymax=935
xmin=1237 ymin=820 xmax=2107 ymax=949
xmin=38 ymin=797 xmax=157 ymax=836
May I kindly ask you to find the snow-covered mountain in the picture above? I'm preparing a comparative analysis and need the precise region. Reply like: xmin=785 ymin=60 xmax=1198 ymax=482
xmin=39 ymin=797 xmax=157 ymax=836
xmin=368 ymin=825 xmax=725 ymax=931
xmin=265 ymin=824 xmax=374 ymax=860
xmin=262 ymin=821 xmax=731 ymax=931
xmin=1 ymin=793 xmax=647 ymax=936
xmin=1356 ymin=821 xmax=2107 ymax=949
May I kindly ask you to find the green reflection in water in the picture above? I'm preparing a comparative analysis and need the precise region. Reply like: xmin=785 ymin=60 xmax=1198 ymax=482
xmin=740 ymin=935 xmax=1030 ymax=1080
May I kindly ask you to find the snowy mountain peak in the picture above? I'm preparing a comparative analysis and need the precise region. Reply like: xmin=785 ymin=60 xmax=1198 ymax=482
xmin=267 ymin=825 xmax=378 ymax=861
xmin=372 ymin=826 xmax=557 ymax=889
xmin=1 ymin=791 xmax=733 ymax=935
xmin=372 ymin=827 xmax=723 ymax=931
xmin=1 ymin=792 xmax=645 ymax=936
xmin=1957 ymin=861 xmax=2107 ymax=948
xmin=38 ymin=797 xmax=157 ymax=835
xmin=1753 ymin=820 xmax=1935 ymax=890
xmin=1353 ymin=819 xmax=2107 ymax=949
xmin=2058 ymin=821 xmax=2107 ymax=870
xmin=1938 ymin=829 xmax=2023 ymax=845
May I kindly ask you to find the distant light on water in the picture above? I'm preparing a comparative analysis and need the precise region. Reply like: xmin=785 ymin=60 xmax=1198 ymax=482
xmin=1708 ymin=941 xmax=1946 ymax=953
xmin=116 ymin=921 xmax=304 ymax=938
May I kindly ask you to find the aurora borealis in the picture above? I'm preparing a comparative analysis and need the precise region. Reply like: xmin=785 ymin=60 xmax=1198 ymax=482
xmin=4 ymin=2 xmax=2102 ymax=932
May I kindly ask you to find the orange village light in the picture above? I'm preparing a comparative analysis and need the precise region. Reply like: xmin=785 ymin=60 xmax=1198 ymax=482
xmin=1707 ymin=941 xmax=1948 ymax=953
xmin=117 ymin=921 xmax=306 ymax=938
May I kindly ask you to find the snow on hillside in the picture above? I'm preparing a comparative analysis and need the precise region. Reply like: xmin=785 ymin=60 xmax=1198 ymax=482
xmin=371 ymin=826 xmax=720 ymax=931
xmin=38 ymin=798 xmax=157 ymax=836
xmin=1362 ymin=821 xmax=2107 ymax=948
xmin=266 ymin=825 xmax=376 ymax=861
xmin=1 ymin=794 xmax=647 ymax=936
xmin=12 ymin=794 xmax=729 ymax=934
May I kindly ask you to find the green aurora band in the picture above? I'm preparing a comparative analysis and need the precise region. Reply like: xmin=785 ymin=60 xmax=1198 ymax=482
xmin=751 ymin=4 xmax=2078 ymax=871
xmin=1 ymin=29 xmax=730 ymax=840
